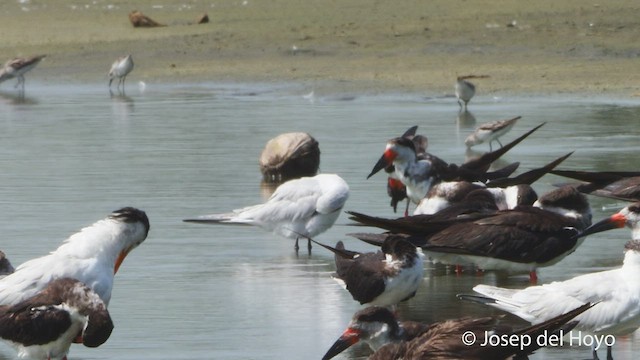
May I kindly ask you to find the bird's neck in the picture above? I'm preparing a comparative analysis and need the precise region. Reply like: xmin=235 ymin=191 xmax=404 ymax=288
xmin=53 ymin=219 xmax=123 ymax=266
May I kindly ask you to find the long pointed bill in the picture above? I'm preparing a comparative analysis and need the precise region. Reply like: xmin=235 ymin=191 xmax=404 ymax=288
xmin=322 ymin=327 xmax=361 ymax=360
xmin=577 ymin=213 xmax=627 ymax=238
xmin=114 ymin=248 xmax=130 ymax=274
xmin=367 ymin=149 xmax=396 ymax=179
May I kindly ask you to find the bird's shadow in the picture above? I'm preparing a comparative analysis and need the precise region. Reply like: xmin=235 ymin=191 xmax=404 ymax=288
xmin=0 ymin=89 xmax=37 ymax=105
xmin=456 ymin=110 xmax=477 ymax=129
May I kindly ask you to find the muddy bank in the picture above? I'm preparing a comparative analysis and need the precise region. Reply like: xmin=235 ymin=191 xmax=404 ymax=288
xmin=1 ymin=0 xmax=639 ymax=95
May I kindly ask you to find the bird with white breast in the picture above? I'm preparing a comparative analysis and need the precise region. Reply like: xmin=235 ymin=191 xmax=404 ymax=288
xmin=183 ymin=173 xmax=349 ymax=254
xmin=323 ymin=303 xmax=593 ymax=360
xmin=311 ymin=236 xmax=425 ymax=307
xmin=108 ymin=55 xmax=134 ymax=92
xmin=459 ymin=202 xmax=640 ymax=360
xmin=0 ymin=207 xmax=150 ymax=307
xmin=0 ymin=277 xmax=113 ymax=360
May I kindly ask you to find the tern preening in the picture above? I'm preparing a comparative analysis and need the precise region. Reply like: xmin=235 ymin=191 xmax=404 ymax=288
xmin=108 ymin=55 xmax=134 ymax=92
xmin=184 ymin=173 xmax=350 ymax=253
xmin=459 ymin=202 xmax=640 ymax=360
xmin=0 ymin=278 xmax=113 ymax=360
xmin=311 ymin=236 xmax=424 ymax=306
xmin=0 ymin=55 xmax=46 ymax=93
xmin=0 ymin=207 xmax=150 ymax=307
xmin=322 ymin=303 xmax=593 ymax=360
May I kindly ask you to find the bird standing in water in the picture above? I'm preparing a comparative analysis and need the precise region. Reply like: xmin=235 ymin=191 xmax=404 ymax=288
xmin=455 ymin=75 xmax=489 ymax=112
xmin=108 ymin=55 xmax=134 ymax=92
xmin=0 ymin=55 xmax=46 ymax=94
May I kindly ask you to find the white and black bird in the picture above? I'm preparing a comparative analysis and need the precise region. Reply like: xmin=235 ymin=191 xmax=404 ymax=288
xmin=108 ymin=55 xmax=134 ymax=92
xmin=413 ymin=151 xmax=571 ymax=215
xmin=349 ymin=186 xmax=592 ymax=282
xmin=0 ymin=207 xmax=150 ymax=307
xmin=367 ymin=123 xmax=543 ymax=212
xmin=459 ymin=202 xmax=640 ymax=360
xmin=0 ymin=55 xmax=46 ymax=92
xmin=311 ymin=236 xmax=424 ymax=306
xmin=415 ymin=186 xmax=591 ymax=281
xmin=0 ymin=278 xmax=113 ymax=360
xmin=184 ymin=173 xmax=349 ymax=253
xmin=384 ymin=125 xmax=429 ymax=216
xmin=465 ymin=116 xmax=519 ymax=151
xmin=322 ymin=303 xmax=592 ymax=360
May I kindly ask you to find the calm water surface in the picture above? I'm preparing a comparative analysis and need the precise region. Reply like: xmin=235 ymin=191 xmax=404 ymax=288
xmin=0 ymin=83 xmax=639 ymax=359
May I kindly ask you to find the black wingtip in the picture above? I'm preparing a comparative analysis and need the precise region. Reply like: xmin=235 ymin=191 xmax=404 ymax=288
xmin=401 ymin=125 xmax=419 ymax=138
xmin=456 ymin=294 xmax=497 ymax=304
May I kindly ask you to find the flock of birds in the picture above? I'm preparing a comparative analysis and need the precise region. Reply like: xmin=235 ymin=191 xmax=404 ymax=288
xmin=0 ymin=54 xmax=134 ymax=96
xmin=0 ymin=60 xmax=639 ymax=360
xmin=182 ymin=104 xmax=640 ymax=359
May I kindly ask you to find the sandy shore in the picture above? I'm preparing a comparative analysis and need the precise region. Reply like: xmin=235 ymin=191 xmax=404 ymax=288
xmin=1 ymin=0 xmax=640 ymax=95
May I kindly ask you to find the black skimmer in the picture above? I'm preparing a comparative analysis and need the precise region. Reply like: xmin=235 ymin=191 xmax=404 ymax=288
xmin=184 ymin=173 xmax=350 ymax=254
xmin=348 ymin=188 xmax=503 ymax=242
xmin=0 ymin=207 xmax=150 ymax=307
xmin=367 ymin=121 xmax=542 ymax=212
xmin=384 ymin=125 xmax=428 ymax=216
xmin=322 ymin=303 xmax=592 ymax=360
xmin=551 ymin=169 xmax=640 ymax=202
xmin=108 ymin=55 xmax=134 ymax=92
xmin=259 ymin=132 xmax=320 ymax=183
xmin=459 ymin=203 xmax=640 ymax=360
xmin=0 ymin=251 xmax=14 ymax=277
xmin=455 ymin=75 xmax=489 ymax=112
xmin=413 ymin=151 xmax=572 ymax=215
xmin=349 ymin=186 xmax=592 ymax=282
xmin=0 ymin=277 xmax=113 ymax=360
xmin=420 ymin=186 xmax=592 ymax=280
xmin=310 ymin=236 xmax=424 ymax=306
xmin=465 ymin=116 xmax=519 ymax=151
xmin=0 ymin=55 xmax=46 ymax=93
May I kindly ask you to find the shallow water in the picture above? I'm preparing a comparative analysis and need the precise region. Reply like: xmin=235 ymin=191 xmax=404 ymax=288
xmin=0 ymin=83 xmax=639 ymax=359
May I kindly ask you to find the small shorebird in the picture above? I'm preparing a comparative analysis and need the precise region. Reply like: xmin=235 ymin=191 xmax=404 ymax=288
xmin=0 ymin=278 xmax=113 ymax=360
xmin=322 ymin=303 xmax=592 ymax=360
xmin=465 ymin=116 xmax=520 ymax=151
xmin=0 ymin=55 xmax=46 ymax=92
xmin=311 ymin=237 xmax=424 ymax=306
xmin=108 ymin=55 xmax=134 ymax=92
xmin=455 ymin=75 xmax=489 ymax=111
xmin=183 ymin=173 xmax=350 ymax=254
xmin=0 ymin=207 xmax=150 ymax=307
xmin=459 ymin=202 xmax=640 ymax=360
